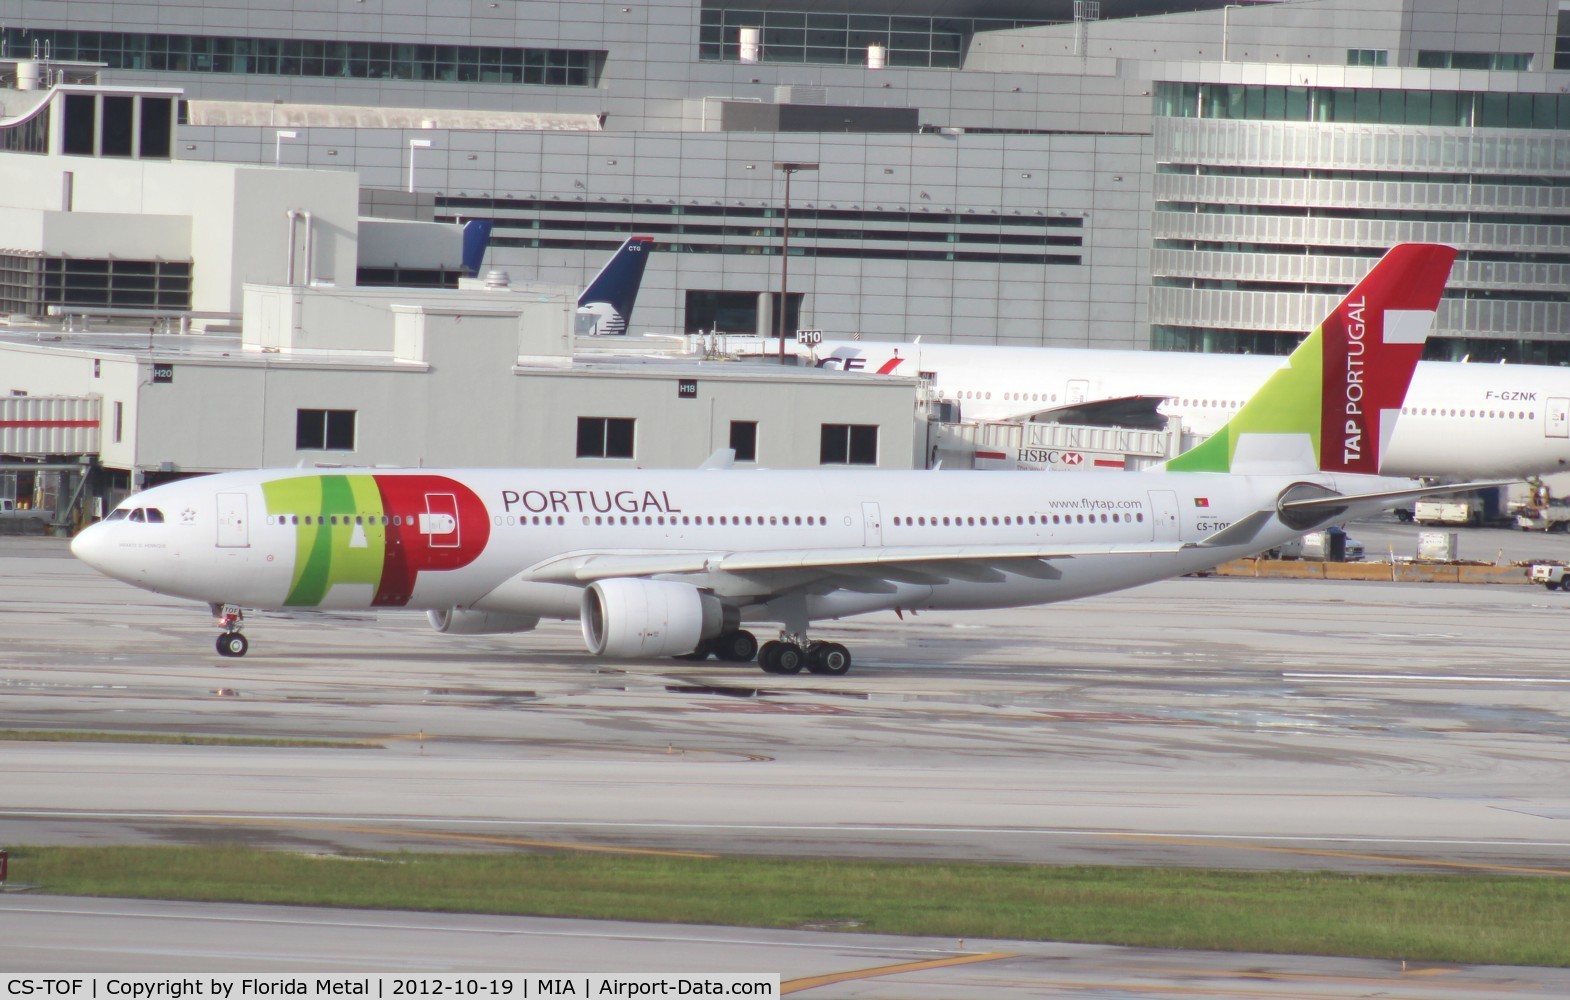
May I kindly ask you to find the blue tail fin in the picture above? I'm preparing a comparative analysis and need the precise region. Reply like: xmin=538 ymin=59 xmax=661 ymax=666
xmin=577 ymin=236 xmax=653 ymax=336
xmin=461 ymin=220 xmax=494 ymax=278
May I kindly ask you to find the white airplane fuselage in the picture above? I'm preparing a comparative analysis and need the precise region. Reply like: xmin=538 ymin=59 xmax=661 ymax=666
xmin=816 ymin=342 xmax=1570 ymax=480
xmin=73 ymin=466 xmax=1395 ymax=625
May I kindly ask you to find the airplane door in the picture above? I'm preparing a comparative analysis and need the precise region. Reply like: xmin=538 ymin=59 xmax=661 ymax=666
xmin=420 ymin=493 xmax=460 ymax=548
xmin=1066 ymin=379 xmax=1089 ymax=405
xmin=216 ymin=492 xmax=249 ymax=548
xmin=862 ymin=502 xmax=883 ymax=547
xmin=1146 ymin=490 xmax=1180 ymax=542
xmin=1548 ymin=398 xmax=1569 ymax=439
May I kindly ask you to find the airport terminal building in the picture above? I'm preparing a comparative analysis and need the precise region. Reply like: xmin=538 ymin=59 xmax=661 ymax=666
xmin=1 ymin=0 xmax=1566 ymax=360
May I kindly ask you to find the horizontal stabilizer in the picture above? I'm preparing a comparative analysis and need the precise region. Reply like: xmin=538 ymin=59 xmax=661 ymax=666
xmin=1280 ymin=480 xmax=1517 ymax=515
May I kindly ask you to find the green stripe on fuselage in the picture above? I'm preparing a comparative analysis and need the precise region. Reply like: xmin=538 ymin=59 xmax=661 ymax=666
xmin=262 ymin=475 xmax=387 ymax=606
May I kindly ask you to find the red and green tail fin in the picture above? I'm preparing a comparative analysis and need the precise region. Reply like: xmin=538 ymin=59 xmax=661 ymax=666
xmin=1166 ymin=243 xmax=1457 ymax=475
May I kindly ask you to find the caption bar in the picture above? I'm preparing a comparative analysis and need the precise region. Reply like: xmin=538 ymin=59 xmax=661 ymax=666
xmin=2 ymin=977 xmax=779 ymax=999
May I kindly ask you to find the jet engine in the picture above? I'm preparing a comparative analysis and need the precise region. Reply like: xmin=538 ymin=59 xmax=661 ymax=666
xmin=427 ymin=609 xmax=541 ymax=634
xmin=580 ymin=578 xmax=731 ymax=658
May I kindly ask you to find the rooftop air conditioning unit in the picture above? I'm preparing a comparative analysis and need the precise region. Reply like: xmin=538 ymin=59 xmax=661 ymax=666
xmin=774 ymin=85 xmax=826 ymax=105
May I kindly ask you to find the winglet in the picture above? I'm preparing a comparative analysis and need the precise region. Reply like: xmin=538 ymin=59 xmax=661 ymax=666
xmin=699 ymin=447 xmax=736 ymax=470
xmin=1166 ymin=243 xmax=1457 ymax=475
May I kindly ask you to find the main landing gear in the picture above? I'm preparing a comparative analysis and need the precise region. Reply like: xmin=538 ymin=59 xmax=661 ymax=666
xmin=759 ymin=635 xmax=852 ymax=676
xmin=213 ymin=604 xmax=249 ymax=658
xmin=676 ymin=629 xmax=760 ymax=663
xmin=676 ymin=629 xmax=853 ymax=675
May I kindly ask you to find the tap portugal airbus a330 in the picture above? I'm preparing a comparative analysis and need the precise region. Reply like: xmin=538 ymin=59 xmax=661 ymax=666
xmin=73 ymin=244 xmax=1491 ymax=675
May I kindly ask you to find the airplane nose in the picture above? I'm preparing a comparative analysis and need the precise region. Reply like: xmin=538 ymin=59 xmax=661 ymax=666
xmin=69 ymin=521 xmax=111 ymax=571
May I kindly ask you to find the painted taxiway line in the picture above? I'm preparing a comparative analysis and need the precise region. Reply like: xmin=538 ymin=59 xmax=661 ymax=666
xmin=782 ymin=951 xmax=1014 ymax=994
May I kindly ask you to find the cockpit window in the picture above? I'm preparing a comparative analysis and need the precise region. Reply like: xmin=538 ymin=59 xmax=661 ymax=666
xmin=144 ymin=508 xmax=165 ymax=523
xmin=129 ymin=509 xmax=146 ymax=523
xmin=106 ymin=508 xmax=130 ymax=521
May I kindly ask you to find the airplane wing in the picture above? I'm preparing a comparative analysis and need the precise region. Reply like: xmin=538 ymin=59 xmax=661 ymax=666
xmin=1004 ymin=395 xmax=1169 ymax=429
xmin=517 ymin=541 xmax=1189 ymax=599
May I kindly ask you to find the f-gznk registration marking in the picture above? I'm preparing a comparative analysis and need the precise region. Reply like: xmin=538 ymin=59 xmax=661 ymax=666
xmin=1287 ymin=672 xmax=1570 ymax=684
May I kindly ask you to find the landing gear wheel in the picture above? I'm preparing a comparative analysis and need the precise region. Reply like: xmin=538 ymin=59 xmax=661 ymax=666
xmin=772 ymin=644 xmax=804 ymax=675
xmin=807 ymin=642 xmax=851 ymax=676
xmin=713 ymin=630 xmax=758 ymax=663
xmin=674 ymin=639 xmax=712 ymax=661
xmin=758 ymin=640 xmax=784 ymax=673
xmin=216 ymin=632 xmax=249 ymax=658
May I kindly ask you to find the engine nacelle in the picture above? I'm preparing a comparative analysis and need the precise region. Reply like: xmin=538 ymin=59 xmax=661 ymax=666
xmin=580 ymin=578 xmax=728 ymax=658
xmin=427 ymin=608 xmax=540 ymax=635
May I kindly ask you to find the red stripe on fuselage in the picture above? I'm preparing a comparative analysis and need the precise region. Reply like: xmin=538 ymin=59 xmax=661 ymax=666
xmin=370 ymin=474 xmax=492 ymax=606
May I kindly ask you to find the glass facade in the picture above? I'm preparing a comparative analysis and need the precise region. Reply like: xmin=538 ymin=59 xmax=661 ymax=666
xmin=698 ymin=5 xmax=1053 ymax=68
xmin=440 ymin=195 xmax=1083 ymax=268
xmin=0 ymin=27 xmax=603 ymax=86
xmin=0 ymin=105 xmax=49 ymax=154
xmin=1154 ymin=82 xmax=1570 ymax=131
xmin=1154 ymin=325 xmax=1570 ymax=365
xmin=1345 ymin=49 xmax=1388 ymax=67
xmin=0 ymin=254 xmax=192 ymax=317
xmin=1416 ymin=51 xmax=1533 ymax=70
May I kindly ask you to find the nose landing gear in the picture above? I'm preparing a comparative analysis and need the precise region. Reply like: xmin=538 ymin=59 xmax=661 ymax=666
xmin=213 ymin=604 xmax=248 ymax=658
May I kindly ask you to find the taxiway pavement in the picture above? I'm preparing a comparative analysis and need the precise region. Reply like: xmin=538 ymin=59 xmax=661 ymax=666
xmin=4 ymin=528 xmax=1570 ymax=986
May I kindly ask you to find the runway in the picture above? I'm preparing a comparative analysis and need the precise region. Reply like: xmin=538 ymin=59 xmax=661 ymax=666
xmin=4 ymin=530 xmax=1570 ymax=984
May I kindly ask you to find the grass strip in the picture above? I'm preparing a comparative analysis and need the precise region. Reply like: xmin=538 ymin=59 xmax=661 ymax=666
xmin=11 ymin=846 xmax=1570 ymax=967
xmin=0 ymin=729 xmax=374 ymax=749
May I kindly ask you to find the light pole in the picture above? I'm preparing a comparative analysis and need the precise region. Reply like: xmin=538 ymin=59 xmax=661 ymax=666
xmin=772 ymin=161 xmax=818 ymax=364
xmin=407 ymin=138 xmax=434 ymax=193
xmin=274 ymin=129 xmax=297 ymax=166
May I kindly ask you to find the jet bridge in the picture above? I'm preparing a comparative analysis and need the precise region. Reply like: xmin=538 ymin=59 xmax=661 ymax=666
xmin=932 ymin=416 xmax=1186 ymax=472
xmin=0 ymin=395 xmax=100 ymax=532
